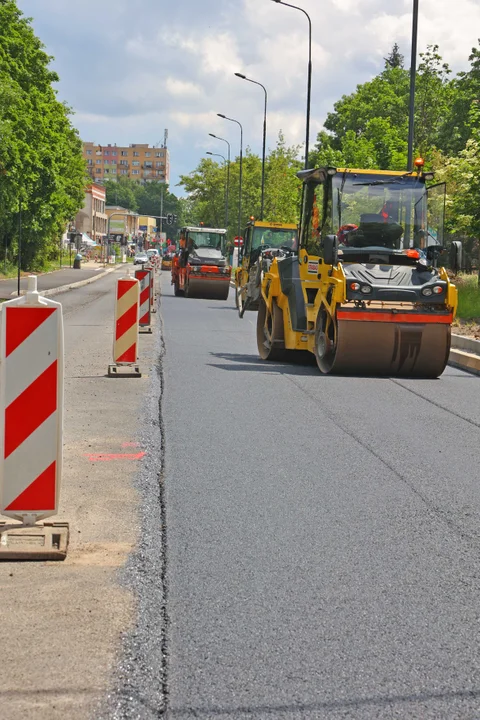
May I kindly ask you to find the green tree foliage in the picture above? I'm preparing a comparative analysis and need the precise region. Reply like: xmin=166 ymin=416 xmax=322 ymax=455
xmin=0 ymin=1 xmax=86 ymax=270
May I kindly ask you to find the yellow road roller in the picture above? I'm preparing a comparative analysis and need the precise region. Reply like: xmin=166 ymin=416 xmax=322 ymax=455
xmin=257 ymin=163 xmax=461 ymax=377
xmin=235 ymin=219 xmax=298 ymax=318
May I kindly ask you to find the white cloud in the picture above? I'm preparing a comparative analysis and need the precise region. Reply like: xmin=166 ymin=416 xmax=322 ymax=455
xmin=16 ymin=0 xmax=480 ymax=194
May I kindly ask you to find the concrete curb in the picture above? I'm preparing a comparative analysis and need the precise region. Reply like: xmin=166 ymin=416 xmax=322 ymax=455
xmin=28 ymin=264 xmax=126 ymax=299
xmin=448 ymin=334 xmax=480 ymax=376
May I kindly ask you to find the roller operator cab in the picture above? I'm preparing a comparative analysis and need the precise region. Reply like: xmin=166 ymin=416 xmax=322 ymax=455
xmin=171 ymin=226 xmax=231 ymax=300
xmin=257 ymin=165 xmax=461 ymax=377
xmin=235 ymin=220 xmax=298 ymax=318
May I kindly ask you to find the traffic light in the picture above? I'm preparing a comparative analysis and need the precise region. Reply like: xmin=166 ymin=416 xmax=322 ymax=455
xmin=166 ymin=213 xmax=173 ymax=225
xmin=173 ymin=214 xmax=177 ymax=224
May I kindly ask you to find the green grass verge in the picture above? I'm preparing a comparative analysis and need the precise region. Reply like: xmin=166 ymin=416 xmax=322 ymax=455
xmin=455 ymin=274 xmax=480 ymax=321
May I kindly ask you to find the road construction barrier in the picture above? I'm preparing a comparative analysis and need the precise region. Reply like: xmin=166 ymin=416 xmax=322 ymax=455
xmin=0 ymin=276 xmax=69 ymax=559
xmin=135 ymin=268 xmax=152 ymax=333
xmin=108 ymin=271 xmax=141 ymax=377
xmin=147 ymin=263 xmax=156 ymax=314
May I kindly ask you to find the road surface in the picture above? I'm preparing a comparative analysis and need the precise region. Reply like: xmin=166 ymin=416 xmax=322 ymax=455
xmin=107 ymin=271 xmax=480 ymax=719
xmin=3 ymin=267 xmax=480 ymax=720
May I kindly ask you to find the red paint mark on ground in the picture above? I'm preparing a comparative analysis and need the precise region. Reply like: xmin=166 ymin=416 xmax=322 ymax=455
xmin=122 ymin=442 xmax=139 ymax=448
xmin=85 ymin=452 xmax=146 ymax=462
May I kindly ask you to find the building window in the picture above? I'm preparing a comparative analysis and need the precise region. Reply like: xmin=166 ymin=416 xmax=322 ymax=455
xmin=121 ymin=170 xmax=127 ymax=175
xmin=104 ymin=169 xmax=109 ymax=174
xmin=96 ymin=169 xmax=101 ymax=174
xmin=145 ymin=152 xmax=151 ymax=157
xmin=96 ymin=159 xmax=102 ymax=164
xmin=133 ymin=152 xmax=139 ymax=157
xmin=121 ymin=151 xmax=128 ymax=156
xmin=144 ymin=162 xmax=152 ymax=168
xmin=155 ymin=162 xmax=164 ymax=168
xmin=111 ymin=168 xmax=117 ymax=174
xmin=111 ymin=151 xmax=117 ymax=156
xmin=87 ymin=159 xmax=93 ymax=165
xmin=132 ymin=161 xmax=140 ymax=166
xmin=155 ymin=152 xmax=163 ymax=157
xmin=119 ymin=160 xmax=127 ymax=166
xmin=132 ymin=170 xmax=139 ymax=175
xmin=104 ymin=151 xmax=110 ymax=156
xmin=86 ymin=150 xmax=92 ymax=155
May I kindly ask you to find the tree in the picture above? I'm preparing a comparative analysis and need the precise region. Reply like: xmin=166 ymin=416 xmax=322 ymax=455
xmin=0 ymin=1 xmax=86 ymax=270
xmin=385 ymin=43 xmax=404 ymax=69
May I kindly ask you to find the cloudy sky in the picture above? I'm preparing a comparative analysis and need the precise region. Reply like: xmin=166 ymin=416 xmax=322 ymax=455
xmin=16 ymin=0 xmax=480 ymax=195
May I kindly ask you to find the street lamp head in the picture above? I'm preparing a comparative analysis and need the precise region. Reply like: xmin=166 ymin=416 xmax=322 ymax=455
xmin=209 ymin=133 xmax=217 ymax=138
xmin=206 ymin=151 xmax=213 ymax=155
xmin=235 ymin=72 xmax=246 ymax=79
xmin=217 ymin=113 xmax=226 ymax=119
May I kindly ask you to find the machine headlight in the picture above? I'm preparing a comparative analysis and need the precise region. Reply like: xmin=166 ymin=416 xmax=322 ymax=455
xmin=432 ymin=285 xmax=443 ymax=294
xmin=360 ymin=285 xmax=372 ymax=294
xmin=421 ymin=287 xmax=433 ymax=296
xmin=350 ymin=282 xmax=361 ymax=291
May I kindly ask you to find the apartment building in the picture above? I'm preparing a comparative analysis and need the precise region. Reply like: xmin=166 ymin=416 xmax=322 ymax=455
xmin=84 ymin=142 xmax=170 ymax=185
xmin=74 ymin=183 xmax=108 ymax=243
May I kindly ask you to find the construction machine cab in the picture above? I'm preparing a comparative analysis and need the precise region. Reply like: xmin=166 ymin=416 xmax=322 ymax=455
xmin=235 ymin=219 xmax=298 ymax=318
xmin=299 ymin=166 xmax=445 ymax=258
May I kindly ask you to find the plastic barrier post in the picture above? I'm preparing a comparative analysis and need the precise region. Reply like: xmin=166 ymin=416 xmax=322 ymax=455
xmin=135 ymin=268 xmax=152 ymax=334
xmin=150 ymin=265 xmax=157 ymax=312
xmin=0 ymin=276 xmax=68 ymax=560
xmin=108 ymin=270 xmax=141 ymax=377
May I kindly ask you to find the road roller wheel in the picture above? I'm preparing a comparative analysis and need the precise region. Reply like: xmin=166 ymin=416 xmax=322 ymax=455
xmin=314 ymin=308 xmax=338 ymax=374
xmin=218 ymin=285 xmax=230 ymax=301
xmin=174 ymin=279 xmax=182 ymax=296
xmin=257 ymin=296 xmax=286 ymax=361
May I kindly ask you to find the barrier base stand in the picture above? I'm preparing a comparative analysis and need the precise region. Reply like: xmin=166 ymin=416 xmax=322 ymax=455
xmin=139 ymin=326 xmax=152 ymax=334
xmin=0 ymin=521 xmax=69 ymax=561
xmin=108 ymin=364 xmax=142 ymax=378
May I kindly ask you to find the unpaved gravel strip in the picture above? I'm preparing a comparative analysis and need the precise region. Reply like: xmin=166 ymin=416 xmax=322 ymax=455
xmin=0 ymin=270 xmax=159 ymax=720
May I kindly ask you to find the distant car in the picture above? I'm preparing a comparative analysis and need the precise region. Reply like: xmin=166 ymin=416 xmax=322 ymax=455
xmin=134 ymin=252 xmax=148 ymax=265
xmin=147 ymin=249 xmax=160 ymax=259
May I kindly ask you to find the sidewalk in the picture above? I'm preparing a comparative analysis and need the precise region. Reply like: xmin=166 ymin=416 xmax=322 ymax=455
xmin=0 ymin=261 xmax=124 ymax=298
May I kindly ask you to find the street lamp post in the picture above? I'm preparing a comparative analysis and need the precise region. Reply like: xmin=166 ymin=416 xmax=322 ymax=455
xmin=209 ymin=133 xmax=231 ymax=229
xmin=271 ymin=0 xmax=312 ymax=169
xmin=206 ymin=151 xmax=229 ymax=227
xmin=217 ymin=114 xmax=243 ymax=246
xmin=235 ymin=73 xmax=268 ymax=219
xmin=407 ymin=0 xmax=419 ymax=171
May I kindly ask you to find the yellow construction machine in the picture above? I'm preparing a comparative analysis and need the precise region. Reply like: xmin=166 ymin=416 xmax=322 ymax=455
xmin=235 ymin=219 xmax=298 ymax=318
xmin=256 ymin=163 xmax=461 ymax=377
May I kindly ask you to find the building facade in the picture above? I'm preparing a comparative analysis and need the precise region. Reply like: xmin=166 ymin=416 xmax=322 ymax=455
xmin=106 ymin=206 xmax=139 ymax=244
xmin=84 ymin=142 xmax=170 ymax=185
xmin=74 ymin=183 xmax=108 ymax=243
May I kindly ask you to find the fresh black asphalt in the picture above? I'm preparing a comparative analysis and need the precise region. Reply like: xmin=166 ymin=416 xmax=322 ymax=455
xmin=106 ymin=271 xmax=480 ymax=719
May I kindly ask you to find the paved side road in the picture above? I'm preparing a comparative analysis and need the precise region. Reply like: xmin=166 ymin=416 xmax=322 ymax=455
xmin=0 ymin=264 xmax=111 ymax=297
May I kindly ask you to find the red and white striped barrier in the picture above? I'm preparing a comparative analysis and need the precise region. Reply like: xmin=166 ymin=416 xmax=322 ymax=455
xmin=135 ymin=268 xmax=152 ymax=333
xmin=108 ymin=271 xmax=141 ymax=377
xmin=0 ymin=276 xmax=64 ymax=526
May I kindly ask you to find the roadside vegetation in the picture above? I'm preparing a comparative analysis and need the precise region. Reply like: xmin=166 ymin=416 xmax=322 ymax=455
xmin=0 ymin=1 xmax=87 ymax=272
